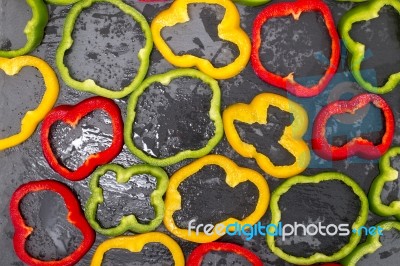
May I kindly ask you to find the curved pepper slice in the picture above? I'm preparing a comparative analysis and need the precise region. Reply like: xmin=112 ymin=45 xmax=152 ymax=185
xmin=41 ymin=96 xmax=124 ymax=181
xmin=251 ymin=0 xmax=340 ymax=97
xmin=45 ymin=0 xmax=80 ymax=5
xmin=312 ymin=93 xmax=394 ymax=161
xmin=341 ymin=221 xmax=400 ymax=266
xmin=339 ymin=0 xmax=400 ymax=94
xmin=164 ymin=154 xmax=270 ymax=243
xmin=10 ymin=180 xmax=95 ymax=266
xmin=56 ymin=0 xmax=153 ymax=99
xmin=124 ymin=68 xmax=223 ymax=167
xmin=267 ymin=172 xmax=369 ymax=265
xmin=0 ymin=56 xmax=59 ymax=151
xmin=223 ymin=93 xmax=310 ymax=179
xmin=91 ymin=232 xmax=185 ymax=266
xmin=0 ymin=0 xmax=48 ymax=58
xmin=232 ymin=0 xmax=270 ymax=7
xmin=85 ymin=163 xmax=169 ymax=236
xmin=369 ymin=147 xmax=400 ymax=219
xmin=151 ymin=0 xmax=251 ymax=80
xmin=187 ymin=242 xmax=263 ymax=266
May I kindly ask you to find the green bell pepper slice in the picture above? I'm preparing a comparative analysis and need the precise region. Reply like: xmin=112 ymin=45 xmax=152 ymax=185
xmin=45 ymin=0 xmax=80 ymax=5
xmin=124 ymin=68 xmax=223 ymax=167
xmin=267 ymin=172 xmax=369 ymax=265
xmin=85 ymin=163 xmax=169 ymax=236
xmin=232 ymin=0 xmax=270 ymax=7
xmin=339 ymin=0 xmax=400 ymax=94
xmin=56 ymin=0 xmax=153 ymax=99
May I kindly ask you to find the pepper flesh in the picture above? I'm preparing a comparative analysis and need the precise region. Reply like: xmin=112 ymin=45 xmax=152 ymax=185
xmin=41 ymin=96 xmax=124 ymax=181
xmin=251 ymin=0 xmax=340 ymax=97
xmin=56 ymin=0 xmax=153 ymax=98
xmin=45 ymin=0 xmax=80 ymax=5
xmin=164 ymin=154 xmax=270 ymax=243
xmin=10 ymin=180 xmax=95 ymax=266
xmin=91 ymin=232 xmax=185 ymax=266
xmin=85 ymin=163 xmax=169 ymax=236
xmin=187 ymin=242 xmax=263 ymax=266
xmin=0 ymin=56 xmax=59 ymax=151
xmin=312 ymin=93 xmax=394 ymax=161
xmin=223 ymin=92 xmax=310 ymax=179
xmin=151 ymin=0 xmax=251 ymax=79
xmin=267 ymin=172 xmax=369 ymax=265
xmin=339 ymin=0 xmax=400 ymax=94
xmin=232 ymin=0 xmax=270 ymax=7
xmin=124 ymin=69 xmax=223 ymax=167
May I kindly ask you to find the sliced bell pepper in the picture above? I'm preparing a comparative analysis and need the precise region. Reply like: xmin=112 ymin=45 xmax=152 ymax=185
xmin=339 ymin=0 xmax=400 ymax=94
xmin=0 ymin=0 xmax=48 ymax=58
xmin=223 ymin=92 xmax=310 ymax=179
xmin=369 ymin=147 xmax=400 ymax=219
xmin=232 ymin=0 xmax=270 ymax=7
xmin=251 ymin=0 xmax=340 ymax=97
xmin=91 ymin=232 xmax=185 ymax=266
xmin=151 ymin=0 xmax=251 ymax=80
xmin=124 ymin=68 xmax=223 ymax=167
xmin=341 ymin=221 xmax=400 ymax=266
xmin=267 ymin=172 xmax=369 ymax=265
xmin=312 ymin=93 xmax=394 ymax=161
xmin=40 ymin=96 xmax=124 ymax=181
xmin=187 ymin=242 xmax=263 ymax=266
xmin=164 ymin=154 xmax=270 ymax=243
xmin=0 ymin=56 xmax=59 ymax=151
xmin=85 ymin=163 xmax=169 ymax=236
xmin=45 ymin=0 xmax=80 ymax=5
xmin=56 ymin=0 xmax=153 ymax=99
xmin=10 ymin=180 xmax=95 ymax=266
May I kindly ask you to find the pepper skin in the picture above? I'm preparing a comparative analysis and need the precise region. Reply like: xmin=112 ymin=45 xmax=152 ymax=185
xmin=41 ymin=96 xmax=124 ymax=181
xmin=85 ymin=163 xmax=169 ymax=236
xmin=232 ymin=0 xmax=270 ymax=7
xmin=223 ymin=92 xmax=310 ymax=179
xmin=312 ymin=93 xmax=394 ymax=161
xmin=251 ymin=0 xmax=340 ymax=97
xmin=45 ymin=0 xmax=80 ymax=5
xmin=10 ymin=180 xmax=95 ymax=266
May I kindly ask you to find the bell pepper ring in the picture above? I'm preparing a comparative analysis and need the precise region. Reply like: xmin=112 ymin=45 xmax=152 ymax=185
xmin=10 ymin=180 xmax=95 ymax=266
xmin=187 ymin=242 xmax=263 ymax=266
xmin=251 ymin=0 xmax=340 ymax=98
xmin=91 ymin=232 xmax=185 ymax=266
xmin=341 ymin=221 xmax=400 ymax=266
xmin=339 ymin=0 xmax=400 ymax=94
xmin=223 ymin=92 xmax=310 ymax=179
xmin=85 ymin=163 xmax=169 ymax=236
xmin=164 ymin=154 xmax=270 ymax=243
xmin=0 ymin=56 xmax=59 ymax=151
xmin=151 ymin=0 xmax=251 ymax=80
xmin=124 ymin=68 xmax=223 ymax=167
xmin=45 ymin=0 xmax=80 ymax=5
xmin=232 ymin=0 xmax=270 ymax=7
xmin=40 ymin=96 xmax=124 ymax=181
xmin=267 ymin=172 xmax=369 ymax=265
xmin=56 ymin=0 xmax=153 ymax=99
xmin=312 ymin=93 xmax=394 ymax=161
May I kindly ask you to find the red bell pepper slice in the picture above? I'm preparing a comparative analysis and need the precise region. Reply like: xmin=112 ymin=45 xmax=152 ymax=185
xmin=251 ymin=0 xmax=340 ymax=98
xmin=40 ymin=96 xmax=124 ymax=181
xmin=312 ymin=93 xmax=394 ymax=160
xmin=187 ymin=242 xmax=263 ymax=266
xmin=10 ymin=180 xmax=95 ymax=266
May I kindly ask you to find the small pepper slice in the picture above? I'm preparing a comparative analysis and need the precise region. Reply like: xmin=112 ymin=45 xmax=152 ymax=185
xmin=312 ymin=93 xmax=394 ymax=161
xmin=151 ymin=0 xmax=251 ymax=80
xmin=124 ymin=69 xmax=223 ymax=167
xmin=41 ymin=96 xmax=124 ymax=181
xmin=251 ymin=0 xmax=340 ymax=97
xmin=223 ymin=93 xmax=310 ymax=179
xmin=91 ymin=232 xmax=185 ymax=266
xmin=45 ymin=0 xmax=80 ymax=5
xmin=10 ymin=180 xmax=95 ymax=266
xmin=369 ymin=147 xmax=400 ymax=219
xmin=232 ymin=0 xmax=270 ymax=7
xmin=85 ymin=163 xmax=169 ymax=236
xmin=339 ymin=0 xmax=400 ymax=94
xmin=164 ymin=154 xmax=270 ymax=243
xmin=187 ymin=242 xmax=263 ymax=266
xmin=267 ymin=172 xmax=369 ymax=265
xmin=56 ymin=0 xmax=153 ymax=99
xmin=341 ymin=221 xmax=400 ymax=266
xmin=0 ymin=56 xmax=59 ymax=151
